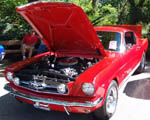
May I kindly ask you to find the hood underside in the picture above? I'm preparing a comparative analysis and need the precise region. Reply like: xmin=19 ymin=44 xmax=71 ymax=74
xmin=16 ymin=1 xmax=105 ymax=56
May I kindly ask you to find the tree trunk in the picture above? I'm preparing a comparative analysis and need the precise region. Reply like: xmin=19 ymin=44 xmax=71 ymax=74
xmin=127 ymin=0 xmax=145 ymax=24
xmin=92 ymin=0 xmax=97 ymax=9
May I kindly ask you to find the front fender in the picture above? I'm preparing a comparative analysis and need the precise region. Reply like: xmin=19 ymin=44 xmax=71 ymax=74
xmin=70 ymin=57 xmax=119 ymax=98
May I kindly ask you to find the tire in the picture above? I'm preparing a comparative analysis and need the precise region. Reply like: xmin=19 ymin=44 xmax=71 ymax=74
xmin=93 ymin=80 xmax=118 ymax=120
xmin=137 ymin=52 xmax=146 ymax=73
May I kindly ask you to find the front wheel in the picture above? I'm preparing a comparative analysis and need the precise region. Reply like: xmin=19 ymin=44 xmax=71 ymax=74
xmin=93 ymin=80 xmax=118 ymax=120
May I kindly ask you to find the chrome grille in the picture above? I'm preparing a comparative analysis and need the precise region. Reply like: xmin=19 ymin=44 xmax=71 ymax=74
xmin=15 ymin=74 xmax=69 ymax=94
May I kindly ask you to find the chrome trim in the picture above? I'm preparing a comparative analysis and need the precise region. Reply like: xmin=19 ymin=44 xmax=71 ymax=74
xmin=19 ymin=81 xmax=69 ymax=95
xmin=34 ymin=102 xmax=50 ymax=111
xmin=119 ymin=61 xmax=140 ymax=89
xmin=64 ymin=106 xmax=70 ymax=115
xmin=4 ymin=84 xmax=103 ymax=107
xmin=15 ymin=73 xmax=70 ymax=95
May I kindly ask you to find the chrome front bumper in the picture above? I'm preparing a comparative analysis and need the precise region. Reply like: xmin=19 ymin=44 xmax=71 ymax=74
xmin=4 ymin=84 xmax=103 ymax=107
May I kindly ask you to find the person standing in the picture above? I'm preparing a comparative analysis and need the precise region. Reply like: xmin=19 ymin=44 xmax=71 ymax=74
xmin=37 ymin=40 xmax=47 ymax=54
xmin=21 ymin=29 xmax=38 ymax=60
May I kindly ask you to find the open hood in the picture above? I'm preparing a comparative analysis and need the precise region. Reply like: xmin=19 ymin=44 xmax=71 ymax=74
xmin=16 ymin=2 xmax=105 ymax=56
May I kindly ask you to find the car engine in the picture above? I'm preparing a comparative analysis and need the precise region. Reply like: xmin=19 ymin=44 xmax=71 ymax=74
xmin=14 ymin=55 xmax=99 ymax=94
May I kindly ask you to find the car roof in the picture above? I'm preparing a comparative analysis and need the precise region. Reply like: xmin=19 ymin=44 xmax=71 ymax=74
xmin=94 ymin=26 xmax=131 ymax=33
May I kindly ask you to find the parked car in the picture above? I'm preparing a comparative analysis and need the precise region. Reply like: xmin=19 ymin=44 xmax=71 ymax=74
xmin=0 ymin=45 xmax=5 ymax=61
xmin=4 ymin=2 xmax=148 ymax=119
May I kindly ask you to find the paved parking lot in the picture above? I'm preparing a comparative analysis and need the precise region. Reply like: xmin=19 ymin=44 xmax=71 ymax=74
xmin=0 ymin=62 xmax=150 ymax=120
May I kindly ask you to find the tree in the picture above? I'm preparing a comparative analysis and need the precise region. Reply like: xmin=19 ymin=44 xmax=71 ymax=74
xmin=127 ymin=0 xmax=150 ymax=24
xmin=0 ymin=0 xmax=29 ymax=40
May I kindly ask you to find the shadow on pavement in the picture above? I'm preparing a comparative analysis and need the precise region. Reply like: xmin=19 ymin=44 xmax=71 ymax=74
xmin=0 ymin=94 xmax=94 ymax=120
xmin=123 ymin=78 xmax=150 ymax=100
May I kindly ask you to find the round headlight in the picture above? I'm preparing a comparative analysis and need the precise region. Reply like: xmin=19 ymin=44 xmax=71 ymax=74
xmin=6 ymin=72 xmax=13 ymax=81
xmin=82 ymin=83 xmax=95 ymax=96
xmin=13 ymin=77 xmax=20 ymax=86
xmin=57 ymin=84 xmax=67 ymax=94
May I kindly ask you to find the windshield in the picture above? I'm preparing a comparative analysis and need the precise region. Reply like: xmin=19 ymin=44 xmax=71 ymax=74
xmin=96 ymin=31 xmax=121 ymax=51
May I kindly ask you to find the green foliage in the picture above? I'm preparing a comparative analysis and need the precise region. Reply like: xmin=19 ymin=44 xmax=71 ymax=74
xmin=0 ymin=18 xmax=30 ymax=40
xmin=0 ymin=0 xmax=149 ymax=44
xmin=79 ymin=1 xmax=118 ymax=26
xmin=96 ymin=4 xmax=118 ymax=26
xmin=0 ymin=0 xmax=28 ymax=21
xmin=0 ymin=0 xmax=29 ymax=40
xmin=0 ymin=0 xmax=119 ymax=41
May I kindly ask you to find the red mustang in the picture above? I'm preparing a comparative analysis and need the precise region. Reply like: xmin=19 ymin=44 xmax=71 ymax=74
xmin=4 ymin=2 xmax=148 ymax=119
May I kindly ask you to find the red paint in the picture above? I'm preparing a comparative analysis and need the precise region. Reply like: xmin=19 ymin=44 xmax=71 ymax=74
xmin=4 ymin=2 xmax=148 ymax=114
xmin=16 ymin=2 xmax=106 ymax=56
xmin=22 ymin=33 xmax=38 ymax=45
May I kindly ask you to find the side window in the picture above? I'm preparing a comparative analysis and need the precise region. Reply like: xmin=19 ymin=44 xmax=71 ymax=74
xmin=125 ymin=32 xmax=136 ymax=49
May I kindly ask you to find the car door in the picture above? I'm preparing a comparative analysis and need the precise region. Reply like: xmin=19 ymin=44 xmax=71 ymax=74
xmin=118 ymin=31 xmax=142 ymax=83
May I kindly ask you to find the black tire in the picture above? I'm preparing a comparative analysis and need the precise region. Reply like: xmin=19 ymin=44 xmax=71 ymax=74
xmin=137 ymin=52 xmax=146 ymax=73
xmin=93 ymin=80 xmax=118 ymax=120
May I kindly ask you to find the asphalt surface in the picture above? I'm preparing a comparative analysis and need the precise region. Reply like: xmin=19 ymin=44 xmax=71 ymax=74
xmin=0 ymin=61 xmax=150 ymax=120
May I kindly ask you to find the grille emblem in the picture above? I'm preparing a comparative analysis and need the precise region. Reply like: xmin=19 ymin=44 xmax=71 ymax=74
xmin=30 ymin=75 xmax=47 ymax=90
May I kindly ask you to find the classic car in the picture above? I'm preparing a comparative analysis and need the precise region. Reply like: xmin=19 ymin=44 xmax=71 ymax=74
xmin=0 ymin=45 xmax=5 ymax=61
xmin=4 ymin=1 xmax=148 ymax=119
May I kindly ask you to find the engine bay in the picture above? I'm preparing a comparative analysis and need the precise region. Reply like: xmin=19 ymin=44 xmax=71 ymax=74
xmin=14 ymin=55 xmax=100 ymax=94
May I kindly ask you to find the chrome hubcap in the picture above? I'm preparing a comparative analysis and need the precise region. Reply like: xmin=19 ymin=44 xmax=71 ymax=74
xmin=106 ymin=86 xmax=117 ymax=114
